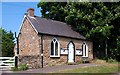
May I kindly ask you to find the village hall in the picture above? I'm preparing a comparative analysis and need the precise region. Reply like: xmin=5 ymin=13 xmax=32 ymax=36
xmin=14 ymin=8 xmax=93 ymax=68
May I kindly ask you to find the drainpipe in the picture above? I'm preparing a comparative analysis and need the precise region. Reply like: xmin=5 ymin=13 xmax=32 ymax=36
xmin=16 ymin=37 xmax=19 ymax=54
xmin=41 ymin=35 xmax=43 ymax=68
xmin=15 ymin=32 xmax=19 ymax=68
xmin=15 ymin=32 xmax=19 ymax=55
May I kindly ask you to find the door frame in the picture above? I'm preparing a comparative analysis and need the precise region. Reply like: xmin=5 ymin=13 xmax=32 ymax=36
xmin=67 ymin=41 xmax=75 ymax=63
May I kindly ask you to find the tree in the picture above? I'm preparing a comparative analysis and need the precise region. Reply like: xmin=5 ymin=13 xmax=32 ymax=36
xmin=38 ymin=2 xmax=120 ymax=61
xmin=0 ymin=28 xmax=15 ymax=57
xmin=38 ymin=2 xmax=67 ymax=22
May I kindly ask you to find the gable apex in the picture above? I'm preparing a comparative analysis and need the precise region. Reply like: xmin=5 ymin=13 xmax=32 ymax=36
xmin=18 ymin=14 xmax=38 ymax=37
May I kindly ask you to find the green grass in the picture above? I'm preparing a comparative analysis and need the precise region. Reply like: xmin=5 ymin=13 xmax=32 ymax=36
xmin=57 ymin=63 xmax=118 ymax=73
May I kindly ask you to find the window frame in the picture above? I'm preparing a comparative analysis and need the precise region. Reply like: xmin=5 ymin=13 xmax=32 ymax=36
xmin=50 ymin=38 xmax=60 ymax=57
xmin=82 ymin=42 xmax=88 ymax=57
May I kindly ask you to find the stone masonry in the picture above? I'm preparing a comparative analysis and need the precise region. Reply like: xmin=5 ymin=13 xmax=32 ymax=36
xmin=16 ymin=16 xmax=93 ymax=69
xmin=42 ymin=35 xmax=93 ymax=67
xmin=18 ymin=18 xmax=41 ymax=68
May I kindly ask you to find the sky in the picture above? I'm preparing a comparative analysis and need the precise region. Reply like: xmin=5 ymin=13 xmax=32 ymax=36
xmin=1 ymin=2 xmax=42 ymax=36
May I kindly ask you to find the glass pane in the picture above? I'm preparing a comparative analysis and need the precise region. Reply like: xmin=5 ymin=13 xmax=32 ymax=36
xmin=51 ymin=42 xmax=54 ymax=55
xmin=85 ymin=45 xmax=86 ymax=56
xmin=55 ymin=42 xmax=58 ymax=55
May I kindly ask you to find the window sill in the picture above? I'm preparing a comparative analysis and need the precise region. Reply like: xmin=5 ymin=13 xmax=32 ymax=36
xmin=50 ymin=55 xmax=60 ymax=58
xmin=76 ymin=54 xmax=83 ymax=56
xmin=82 ymin=56 xmax=88 ymax=58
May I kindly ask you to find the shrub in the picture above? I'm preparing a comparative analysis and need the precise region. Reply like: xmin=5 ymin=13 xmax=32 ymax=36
xmin=11 ymin=67 xmax=18 ymax=71
xmin=11 ymin=63 xmax=28 ymax=71
xmin=77 ymin=60 xmax=83 ymax=64
xmin=107 ymin=58 xmax=116 ymax=63
xmin=19 ymin=64 xmax=28 ymax=71
xmin=67 ymin=62 xmax=73 ymax=65
xmin=48 ymin=63 xmax=55 ymax=67
xmin=67 ymin=62 xmax=77 ymax=65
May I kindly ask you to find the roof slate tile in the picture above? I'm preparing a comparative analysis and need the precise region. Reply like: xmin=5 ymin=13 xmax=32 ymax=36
xmin=27 ymin=15 xmax=86 ymax=39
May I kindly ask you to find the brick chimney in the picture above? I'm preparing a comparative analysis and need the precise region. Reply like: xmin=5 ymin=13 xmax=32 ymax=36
xmin=27 ymin=8 xmax=34 ymax=17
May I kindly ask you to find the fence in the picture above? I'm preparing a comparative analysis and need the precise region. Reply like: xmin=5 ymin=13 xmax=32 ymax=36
xmin=0 ymin=57 xmax=15 ymax=70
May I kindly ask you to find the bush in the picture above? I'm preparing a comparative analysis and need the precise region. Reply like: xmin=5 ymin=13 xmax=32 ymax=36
xmin=19 ymin=64 xmax=28 ymax=71
xmin=77 ymin=60 xmax=83 ymax=64
xmin=11 ymin=67 xmax=18 ymax=71
xmin=11 ymin=63 xmax=28 ymax=71
xmin=67 ymin=62 xmax=77 ymax=65
xmin=107 ymin=58 xmax=116 ymax=63
xmin=48 ymin=63 xmax=54 ymax=67
xmin=67 ymin=62 xmax=73 ymax=65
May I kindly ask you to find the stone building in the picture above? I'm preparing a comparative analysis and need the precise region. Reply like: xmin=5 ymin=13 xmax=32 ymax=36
xmin=15 ymin=8 xmax=93 ymax=68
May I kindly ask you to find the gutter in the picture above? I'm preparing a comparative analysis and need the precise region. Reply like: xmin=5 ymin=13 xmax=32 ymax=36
xmin=38 ymin=32 xmax=86 ymax=40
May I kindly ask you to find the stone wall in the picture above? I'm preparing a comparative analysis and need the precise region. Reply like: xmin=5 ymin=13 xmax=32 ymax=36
xmin=18 ymin=18 xmax=41 ymax=68
xmin=19 ymin=55 xmax=41 ymax=68
xmin=18 ymin=18 xmax=40 ymax=56
xmin=42 ymin=35 xmax=93 ymax=67
xmin=17 ymin=17 xmax=93 ymax=68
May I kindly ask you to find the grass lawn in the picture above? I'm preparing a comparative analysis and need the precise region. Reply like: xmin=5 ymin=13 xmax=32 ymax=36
xmin=57 ymin=61 xmax=119 ymax=73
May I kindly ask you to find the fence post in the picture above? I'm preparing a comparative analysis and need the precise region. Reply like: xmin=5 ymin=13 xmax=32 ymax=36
xmin=15 ymin=56 xmax=18 ymax=68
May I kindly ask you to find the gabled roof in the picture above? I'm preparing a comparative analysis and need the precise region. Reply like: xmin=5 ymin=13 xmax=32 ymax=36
xmin=25 ymin=14 xmax=86 ymax=39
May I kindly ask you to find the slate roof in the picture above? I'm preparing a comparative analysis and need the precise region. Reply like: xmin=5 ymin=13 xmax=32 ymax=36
xmin=26 ymin=15 xmax=86 ymax=39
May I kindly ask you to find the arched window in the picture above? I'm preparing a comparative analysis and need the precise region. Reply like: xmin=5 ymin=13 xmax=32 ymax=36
xmin=50 ymin=38 xmax=60 ymax=57
xmin=82 ymin=42 xmax=88 ymax=57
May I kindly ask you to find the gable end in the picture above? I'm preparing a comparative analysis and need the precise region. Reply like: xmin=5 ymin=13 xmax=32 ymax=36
xmin=18 ymin=15 xmax=38 ymax=37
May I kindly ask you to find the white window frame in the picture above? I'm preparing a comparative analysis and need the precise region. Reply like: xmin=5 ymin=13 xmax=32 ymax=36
xmin=50 ymin=38 xmax=60 ymax=57
xmin=82 ymin=42 xmax=88 ymax=57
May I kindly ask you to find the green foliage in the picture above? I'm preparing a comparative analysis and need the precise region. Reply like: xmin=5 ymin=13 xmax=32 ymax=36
xmin=109 ymin=38 xmax=120 ymax=61
xmin=38 ymin=2 xmax=120 ymax=61
xmin=37 ymin=2 xmax=67 ymax=22
xmin=19 ymin=64 xmax=29 ymax=71
xmin=48 ymin=63 xmax=55 ymax=67
xmin=11 ymin=67 xmax=18 ymax=71
xmin=0 ymin=28 xmax=15 ymax=57
xmin=11 ymin=64 xmax=28 ymax=71
xmin=67 ymin=62 xmax=74 ymax=65
xmin=77 ymin=60 xmax=83 ymax=64
xmin=107 ymin=57 xmax=117 ymax=63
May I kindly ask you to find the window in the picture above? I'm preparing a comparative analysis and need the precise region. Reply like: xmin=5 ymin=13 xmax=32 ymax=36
xmin=50 ymin=38 xmax=60 ymax=57
xmin=82 ymin=42 xmax=88 ymax=57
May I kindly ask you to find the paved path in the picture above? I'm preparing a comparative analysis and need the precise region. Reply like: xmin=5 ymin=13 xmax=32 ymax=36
xmin=25 ymin=64 xmax=97 ymax=73
xmin=16 ymin=63 xmax=99 ymax=73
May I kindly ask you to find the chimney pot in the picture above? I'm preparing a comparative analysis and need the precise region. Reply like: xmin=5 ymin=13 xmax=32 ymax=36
xmin=27 ymin=8 xmax=34 ymax=17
